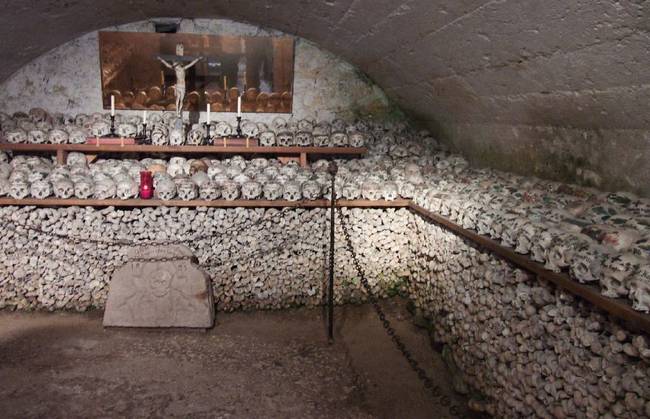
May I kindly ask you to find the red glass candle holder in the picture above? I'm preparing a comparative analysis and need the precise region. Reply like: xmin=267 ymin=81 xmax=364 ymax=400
xmin=139 ymin=170 xmax=154 ymax=199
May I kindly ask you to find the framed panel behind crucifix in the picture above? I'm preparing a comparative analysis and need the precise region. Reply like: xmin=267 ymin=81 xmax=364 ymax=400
xmin=99 ymin=31 xmax=295 ymax=113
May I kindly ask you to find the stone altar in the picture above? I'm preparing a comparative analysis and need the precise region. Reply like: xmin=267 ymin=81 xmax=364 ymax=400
xmin=103 ymin=245 xmax=214 ymax=328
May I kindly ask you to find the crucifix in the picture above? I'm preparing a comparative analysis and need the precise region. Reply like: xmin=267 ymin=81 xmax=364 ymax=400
xmin=157 ymin=43 xmax=203 ymax=117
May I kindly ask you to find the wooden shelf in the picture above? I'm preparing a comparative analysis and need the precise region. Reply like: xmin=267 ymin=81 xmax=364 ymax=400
xmin=0 ymin=198 xmax=411 ymax=209
xmin=0 ymin=143 xmax=367 ymax=167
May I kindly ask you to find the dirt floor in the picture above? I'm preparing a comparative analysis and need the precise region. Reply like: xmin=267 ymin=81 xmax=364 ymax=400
xmin=0 ymin=299 xmax=478 ymax=418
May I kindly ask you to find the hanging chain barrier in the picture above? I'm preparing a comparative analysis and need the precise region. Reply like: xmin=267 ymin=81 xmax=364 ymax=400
xmin=337 ymin=206 xmax=460 ymax=417
xmin=3 ymin=198 xmax=459 ymax=413
xmin=327 ymin=162 xmax=338 ymax=341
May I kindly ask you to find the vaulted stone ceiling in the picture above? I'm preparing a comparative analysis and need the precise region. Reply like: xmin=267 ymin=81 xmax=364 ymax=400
xmin=1 ymin=0 xmax=649 ymax=195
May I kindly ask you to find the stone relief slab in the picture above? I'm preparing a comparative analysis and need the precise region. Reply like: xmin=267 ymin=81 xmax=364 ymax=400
xmin=103 ymin=245 xmax=214 ymax=328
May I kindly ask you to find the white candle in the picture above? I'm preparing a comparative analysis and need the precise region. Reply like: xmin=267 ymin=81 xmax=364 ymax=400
xmin=110 ymin=95 xmax=115 ymax=116
xmin=237 ymin=95 xmax=242 ymax=116
xmin=143 ymin=110 xmax=147 ymax=124
xmin=206 ymin=102 xmax=211 ymax=124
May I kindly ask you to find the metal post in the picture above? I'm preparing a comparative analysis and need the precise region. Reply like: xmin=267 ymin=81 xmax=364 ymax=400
xmin=327 ymin=162 xmax=338 ymax=342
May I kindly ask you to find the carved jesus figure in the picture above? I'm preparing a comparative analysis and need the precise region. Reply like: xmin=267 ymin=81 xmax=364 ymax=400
xmin=157 ymin=43 xmax=203 ymax=116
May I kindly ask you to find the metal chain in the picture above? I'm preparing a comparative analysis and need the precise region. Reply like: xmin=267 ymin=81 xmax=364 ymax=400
xmin=129 ymin=256 xmax=194 ymax=263
xmin=336 ymin=207 xmax=460 ymax=417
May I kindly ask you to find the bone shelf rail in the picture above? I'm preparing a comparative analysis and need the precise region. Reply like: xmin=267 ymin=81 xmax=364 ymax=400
xmin=0 ymin=143 xmax=367 ymax=167
xmin=408 ymin=203 xmax=650 ymax=336
xmin=0 ymin=198 xmax=411 ymax=208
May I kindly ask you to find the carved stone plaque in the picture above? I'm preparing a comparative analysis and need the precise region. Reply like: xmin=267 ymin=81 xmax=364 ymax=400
xmin=103 ymin=245 xmax=214 ymax=328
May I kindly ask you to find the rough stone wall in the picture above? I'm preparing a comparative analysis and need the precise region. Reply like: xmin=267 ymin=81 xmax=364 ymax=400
xmin=407 ymin=213 xmax=650 ymax=419
xmin=2 ymin=3 xmax=648 ymax=195
xmin=0 ymin=206 xmax=411 ymax=312
xmin=0 ymin=18 xmax=397 ymax=123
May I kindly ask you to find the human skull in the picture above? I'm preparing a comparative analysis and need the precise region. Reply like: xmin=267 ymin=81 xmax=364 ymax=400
xmin=155 ymin=178 xmax=176 ymax=200
xmin=600 ymin=253 xmax=642 ymax=298
xmin=176 ymin=180 xmax=197 ymax=201
xmin=94 ymin=178 xmax=116 ymax=199
xmin=314 ymin=135 xmax=331 ymax=147
xmin=221 ymin=180 xmax=240 ymax=200
xmin=66 ymin=152 xmax=88 ymax=167
xmin=263 ymin=181 xmax=283 ymax=200
xmin=251 ymin=158 xmax=270 ymax=170
xmin=331 ymin=132 xmax=349 ymax=147
xmin=301 ymin=180 xmax=321 ymax=200
xmin=9 ymin=180 xmax=30 ymax=199
xmin=263 ymin=165 xmax=279 ymax=179
xmin=47 ymin=128 xmax=69 ymax=144
xmin=271 ymin=116 xmax=287 ymax=132
xmin=297 ymin=119 xmax=315 ymax=132
xmin=26 ymin=129 xmax=47 ymax=144
xmin=117 ymin=123 xmax=137 ymax=139
xmin=277 ymin=131 xmax=294 ymax=147
xmin=74 ymin=178 xmax=95 ymax=199
xmin=0 ymin=179 xmax=9 ymax=196
xmin=199 ymin=181 xmax=220 ymax=200
xmin=0 ymin=162 xmax=9 ymax=179
xmin=279 ymin=164 xmax=299 ymax=179
xmin=187 ymin=127 xmax=204 ymax=146
xmin=115 ymin=178 xmax=138 ymax=200
xmin=29 ymin=179 xmax=52 ymax=199
xmin=29 ymin=107 xmax=50 ymax=123
xmin=295 ymin=131 xmax=313 ymax=147
xmin=207 ymin=164 xmax=226 ymax=180
xmin=91 ymin=120 xmax=111 ymax=138
xmin=283 ymin=181 xmax=302 ymax=201
xmin=191 ymin=171 xmax=210 ymax=188
xmin=397 ymin=181 xmax=416 ymax=199
xmin=19 ymin=120 xmax=36 ymax=132
xmin=241 ymin=181 xmax=262 ymax=200
xmin=349 ymin=132 xmax=366 ymax=148
xmin=331 ymin=119 xmax=346 ymax=132
xmin=629 ymin=265 xmax=650 ymax=312
xmin=214 ymin=121 xmax=232 ymax=137
xmin=259 ymin=131 xmax=277 ymax=147
xmin=241 ymin=121 xmax=259 ymax=138
xmin=151 ymin=126 xmax=169 ymax=145
xmin=53 ymin=179 xmax=74 ymax=199
xmin=313 ymin=122 xmax=331 ymax=137
xmin=169 ymin=128 xmax=185 ymax=146
xmin=341 ymin=182 xmax=361 ymax=200
xmin=212 ymin=173 xmax=230 ymax=187
xmin=167 ymin=159 xmax=187 ymax=178
xmin=5 ymin=128 xmax=27 ymax=143
xmin=361 ymin=181 xmax=382 ymax=200
xmin=68 ymin=128 xmax=88 ymax=144
xmin=382 ymin=181 xmax=399 ymax=201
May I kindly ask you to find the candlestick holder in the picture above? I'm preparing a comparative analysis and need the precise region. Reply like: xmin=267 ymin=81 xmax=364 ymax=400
xmin=109 ymin=115 xmax=116 ymax=137
xmin=236 ymin=116 xmax=243 ymax=138
xmin=202 ymin=122 xmax=213 ymax=145
xmin=135 ymin=123 xmax=150 ymax=144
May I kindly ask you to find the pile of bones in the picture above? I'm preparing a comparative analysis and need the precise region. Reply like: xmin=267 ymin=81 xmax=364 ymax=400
xmin=0 ymin=107 xmax=424 ymax=147
xmin=0 ymin=110 xmax=649 ymax=418
xmin=0 ymin=110 xmax=648 ymax=313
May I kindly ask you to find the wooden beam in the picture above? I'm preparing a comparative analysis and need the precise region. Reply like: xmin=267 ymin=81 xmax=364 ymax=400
xmin=408 ymin=203 xmax=650 ymax=335
xmin=0 ymin=198 xmax=410 ymax=209
xmin=0 ymin=143 xmax=367 ymax=156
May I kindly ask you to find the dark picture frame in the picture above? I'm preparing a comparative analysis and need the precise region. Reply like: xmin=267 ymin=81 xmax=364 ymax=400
xmin=99 ymin=31 xmax=295 ymax=113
